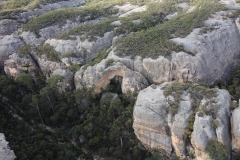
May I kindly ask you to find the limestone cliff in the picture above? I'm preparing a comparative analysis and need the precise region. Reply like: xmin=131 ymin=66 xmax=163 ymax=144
xmin=0 ymin=133 xmax=16 ymax=160
xmin=133 ymin=82 xmax=231 ymax=160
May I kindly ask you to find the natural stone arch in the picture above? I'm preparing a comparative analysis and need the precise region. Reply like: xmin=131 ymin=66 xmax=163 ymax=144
xmin=94 ymin=67 xmax=149 ymax=94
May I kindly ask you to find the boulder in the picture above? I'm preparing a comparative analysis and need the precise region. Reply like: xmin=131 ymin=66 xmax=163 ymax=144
xmin=52 ymin=69 xmax=74 ymax=92
xmin=0 ymin=35 xmax=24 ymax=70
xmin=74 ymin=61 xmax=149 ymax=94
xmin=46 ymin=31 xmax=114 ymax=60
xmin=231 ymin=106 xmax=240 ymax=152
xmin=20 ymin=32 xmax=45 ymax=46
xmin=0 ymin=133 xmax=16 ymax=160
xmin=0 ymin=19 xmax=19 ymax=36
xmin=4 ymin=53 xmax=38 ymax=79
xmin=133 ymin=83 xmax=231 ymax=159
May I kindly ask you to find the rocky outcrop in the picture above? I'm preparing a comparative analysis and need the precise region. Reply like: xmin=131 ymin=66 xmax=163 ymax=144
xmin=75 ymin=61 xmax=149 ymax=93
xmin=0 ymin=20 xmax=19 ymax=36
xmin=133 ymin=83 xmax=231 ymax=159
xmin=0 ymin=35 xmax=24 ymax=70
xmin=0 ymin=133 xmax=16 ymax=160
xmin=18 ymin=0 xmax=86 ymax=22
xmin=191 ymin=89 xmax=231 ymax=160
xmin=107 ymin=11 xmax=240 ymax=85
xmin=52 ymin=69 xmax=74 ymax=92
xmin=4 ymin=53 xmax=38 ymax=79
xmin=46 ymin=31 xmax=115 ymax=60
xmin=20 ymin=32 xmax=45 ymax=47
xmin=231 ymin=106 xmax=240 ymax=152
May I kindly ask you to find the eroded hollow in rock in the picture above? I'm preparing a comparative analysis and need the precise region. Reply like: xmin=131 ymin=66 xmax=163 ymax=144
xmin=102 ymin=76 xmax=123 ymax=94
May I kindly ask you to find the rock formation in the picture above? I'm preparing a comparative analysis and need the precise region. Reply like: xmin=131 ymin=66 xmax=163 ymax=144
xmin=0 ymin=133 xmax=16 ymax=160
xmin=231 ymin=105 xmax=240 ymax=152
xmin=133 ymin=82 xmax=231 ymax=159
xmin=75 ymin=61 xmax=149 ymax=93
xmin=4 ymin=53 xmax=39 ymax=79
xmin=0 ymin=35 xmax=24 ymax=70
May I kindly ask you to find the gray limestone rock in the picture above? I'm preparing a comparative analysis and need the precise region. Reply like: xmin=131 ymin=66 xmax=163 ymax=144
xmin=20 ymin=32 xmax=45 ymax=46
xmin=46 ymin=31 xmax=114 ymax=60
xmin=231 ymin=106 xmax=240 ymax=152
xmin=74 ymin=61 xmax=149 ymax=94
xmin=52 ymin=69 xmax=74 ymax=92
xmin=0 ymin=35 xmax=24 ymax=70
xmin=0 ymin=133 xmax=16 ymax=160
xmin=0 ymin=20 xmax=19 ymax=36
xmin=4 ymin=53 xmax=38 ymax=79
xmin=133 ymin=83 xmax=231 ymax=159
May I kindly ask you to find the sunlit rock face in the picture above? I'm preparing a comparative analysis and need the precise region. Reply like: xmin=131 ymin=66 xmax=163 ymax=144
xmin=0 ymin=133 xmax=16 ymax=160
xmin=133 ymin=83 xmax=231 ymax=160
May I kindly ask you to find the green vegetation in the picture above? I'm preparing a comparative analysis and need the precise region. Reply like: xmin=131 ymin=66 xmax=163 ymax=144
xmin=105 ymin=58 xmax=114 ymax=67
xmin=220 ymin=61 xmax=240 ymax=101
xmin=84 ymin=49 xmax=110 ymax=69
xmin=22 ymin=5 xmax=118 ymax=33
xmin=0 ymin=71 xmax=160 ymax=159
xmin=163 ymin=81 xmax=217 ymax=138
xmin=68 ymin=63 xmax=81 ymax=73
xmin=115 ymin=0 xmax=223 ymax=58
xmin=17 ymin=44 xmax=31 ymax=56
xmin=0 ymin=0 xmax=65 ymax=20
xmin=35 ymin=43 xmax=60 ymax=61
xmin=56 ymin=18 xmax=116 ymax=41
xmin=205 ymin=140 xmax=228 ymax=160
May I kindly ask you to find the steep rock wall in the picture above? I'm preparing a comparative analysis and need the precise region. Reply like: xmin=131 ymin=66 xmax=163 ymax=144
xmin=133 ymin=83 xmax=231 ymax=159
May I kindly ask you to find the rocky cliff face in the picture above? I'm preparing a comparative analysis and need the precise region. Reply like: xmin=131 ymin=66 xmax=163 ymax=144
xmin=231 ymin=105 xmax=240 ymax=152
xmin=133 ymin=82 xmax=231 ymax=160
xmin=0 ymin=133 xmax=16 ymax=160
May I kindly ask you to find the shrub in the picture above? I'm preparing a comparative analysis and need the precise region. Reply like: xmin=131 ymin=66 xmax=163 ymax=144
xmin=205 ymin=140 xmax=228 ymax=160
xmin=18 ymin=45 xmax=31 ymax=56
xmin=22 ymin=5 xmax=118 ymax=33
xmin=105 ymin=58 xmax=114 ymax=67
xmin=35 ymin=44 xmax=60 ymax=61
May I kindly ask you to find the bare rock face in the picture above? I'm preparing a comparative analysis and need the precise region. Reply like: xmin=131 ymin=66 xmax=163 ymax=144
xmin=4 ymin=53 xmax=38 ymax=79
xmin=191 ymin=90 xmax=231 ymax=160
xmin=231 ymin=106 xmax=240 ymax=152
xmin=52 ymin=69 xmax=74 ymax=92
xmin=74 ymin=61 xmax=149 ymax=94
xmin=133 ymin=83 xmax=231 ymax=159
xmin=0 ymin=133 xmax=16 ymax=160
xmin=20 ymin=32 xmax=45 ymax=46
xmin=45 ymin=32 xmax=114 ymax=60
xmin=46 ymin=31 xmax=114 ymax=60
xmin=0 ymin=20 xmax=19 ymax=36
xmin=0 ymin=35 xmax=24 ymax=70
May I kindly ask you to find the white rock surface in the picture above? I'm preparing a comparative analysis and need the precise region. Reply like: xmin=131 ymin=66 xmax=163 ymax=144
xmin=46 ymin=31 xmax=114 ymax=60
xmin=119 ymin=5 xmax=146 ymax=17
xmin=52 ymin=69 xmax=74 ymax=92
xmin=0 ymin=35 xmax=24 ymax=70
xmin=231 ymin=106 xmax=240 ymax=151
xmin=20 ymin=32 xmax=45 ymax=46
xmin=0 ymin=133 xmax=16 ymax=160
